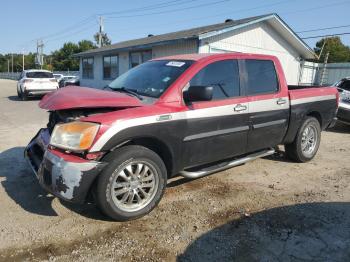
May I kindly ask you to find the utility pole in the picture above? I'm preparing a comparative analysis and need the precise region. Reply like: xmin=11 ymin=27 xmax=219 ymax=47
xmin=36 ymin=40 xmax=44 ymax=69
xmin=98 ymin=16 xmax=104 ymax=48
xmin=11 ymin=54 xmax=13 ymax=73
xmin=7 ymin=60 xmax=10 ymax=73
xmin=22 ymin=51 xmax=25 ymax=71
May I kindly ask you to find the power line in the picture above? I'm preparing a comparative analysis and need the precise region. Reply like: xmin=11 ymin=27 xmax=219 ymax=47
xmin=296 ymin=24 xmax=350 ymax=34
xmin=301 ymin=32 xmax=350 ymax=39
xmin=99 ymin=0 xmax=196 ymax=16
xmin=105 ymin=0 xmax=233 ymax=19
xmin=281 ymin=0 xmax=350 ymax=16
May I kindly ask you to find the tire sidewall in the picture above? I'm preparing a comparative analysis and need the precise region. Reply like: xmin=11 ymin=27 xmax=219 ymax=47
xmin=296 ymin=117 xmax=321 ymax=162
xmin=96 ymin=145 xmax=167 ymax=221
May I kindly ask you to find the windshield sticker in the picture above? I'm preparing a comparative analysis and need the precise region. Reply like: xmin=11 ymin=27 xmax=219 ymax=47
xmin=166 ymin=61 xmax=186 ymax=67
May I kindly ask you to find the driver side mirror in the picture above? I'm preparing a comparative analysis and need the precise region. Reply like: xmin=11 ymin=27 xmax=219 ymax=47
xmin=184 ymin=85 xmax=213 ymax=103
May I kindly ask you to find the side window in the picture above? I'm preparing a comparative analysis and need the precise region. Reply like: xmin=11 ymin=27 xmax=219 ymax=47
xmin=340 ymin=80 xmax=350 ymax=91
xmin=245 ymin=59 xmax=279 ymax=95
xmin=189 ymin=60 xmax=240 ymax=100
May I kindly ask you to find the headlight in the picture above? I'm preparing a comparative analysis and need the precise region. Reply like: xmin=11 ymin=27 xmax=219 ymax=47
xmin=50 ymin=122 xmax=100 ymax=151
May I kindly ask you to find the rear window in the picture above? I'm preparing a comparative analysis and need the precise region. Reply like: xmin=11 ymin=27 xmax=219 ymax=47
xmin=26 ymin=72 xmax=53 ymax=78
xmin=245 ymin=60 xmax=279 ymax=95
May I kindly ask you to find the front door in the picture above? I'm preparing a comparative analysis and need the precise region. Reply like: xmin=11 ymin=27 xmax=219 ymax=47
xmin=181 ymin=59 xmax=249 ymax=168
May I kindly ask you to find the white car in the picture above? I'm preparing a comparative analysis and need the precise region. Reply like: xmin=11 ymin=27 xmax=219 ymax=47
xmin=17 ymin=70 xmax=59 ymax=100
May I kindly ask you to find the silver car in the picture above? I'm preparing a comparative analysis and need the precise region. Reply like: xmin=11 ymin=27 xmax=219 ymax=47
xmin=17 ymin=70 xmax=59 ymax=100
xmin=334 ymin=78 xmax=350 ymax=124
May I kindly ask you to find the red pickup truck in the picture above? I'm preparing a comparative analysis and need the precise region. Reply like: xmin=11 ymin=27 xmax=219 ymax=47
xmin=25 ymin=53 xmax=338 ymax=221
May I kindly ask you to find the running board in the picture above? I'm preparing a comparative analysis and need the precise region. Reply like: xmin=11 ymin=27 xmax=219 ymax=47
xmin=179 ymin=149 xmax=275 ymax=179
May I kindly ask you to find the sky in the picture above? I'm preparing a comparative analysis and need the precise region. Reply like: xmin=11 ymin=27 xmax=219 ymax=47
xmin=1 ymin=0 xmax=350 ymax=54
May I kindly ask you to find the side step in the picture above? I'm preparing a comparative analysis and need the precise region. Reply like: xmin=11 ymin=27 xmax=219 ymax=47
xmin=179 ymin=148 xmax=275 ymax=179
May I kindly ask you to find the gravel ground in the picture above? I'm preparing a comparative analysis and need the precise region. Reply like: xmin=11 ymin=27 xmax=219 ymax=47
xmin=0 ymin=79 xmax=349 ymax=261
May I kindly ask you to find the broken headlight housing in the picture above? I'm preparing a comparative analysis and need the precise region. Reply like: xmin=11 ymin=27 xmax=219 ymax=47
xmin=50 ymin=122 xmax=100 ymax=151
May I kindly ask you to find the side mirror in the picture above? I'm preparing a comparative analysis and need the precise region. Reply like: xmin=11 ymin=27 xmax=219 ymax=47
xmin=184 ymin=85 xmax=213 ymax=103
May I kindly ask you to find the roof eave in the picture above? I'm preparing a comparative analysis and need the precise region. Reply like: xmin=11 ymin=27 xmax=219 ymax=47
xmin=198 ymin=14 xmax=316 ymax=60
xmin=73 ymin=36 xmax=198 ymax=58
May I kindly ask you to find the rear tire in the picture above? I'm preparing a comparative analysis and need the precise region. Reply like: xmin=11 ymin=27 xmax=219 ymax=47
xmin=285 ymin=117 xmax=321 ymax=162
xmin=95 ymin=145 xmax=167 ymax=221
xmin=21 ymin=89 xmax=28 ymax=101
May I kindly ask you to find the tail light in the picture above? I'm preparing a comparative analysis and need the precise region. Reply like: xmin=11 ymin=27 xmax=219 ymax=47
xmin=23 ymin=79 xmax=33 ymax=83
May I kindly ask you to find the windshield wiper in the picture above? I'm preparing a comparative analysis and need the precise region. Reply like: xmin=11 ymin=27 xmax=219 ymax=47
xmin=115 ymin=87 xmax=143 ymax=100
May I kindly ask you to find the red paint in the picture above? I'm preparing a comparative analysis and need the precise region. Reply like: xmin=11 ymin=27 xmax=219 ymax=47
xmin=48 ymin=148 xmax=89 ymax=163
xmin=38 ymin=53 xmax=338 ymax=152
xmin=39 ymin=86 xmax=142 ymax=110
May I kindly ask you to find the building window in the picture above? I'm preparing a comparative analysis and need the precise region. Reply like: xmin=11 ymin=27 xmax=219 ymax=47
xmin=130 ymin=50 xmax=152 ymax=68
xmin=103 ymin=55 xmax=119 ymax=79
xmin=82 ymin=57 xmax=94 ymax=79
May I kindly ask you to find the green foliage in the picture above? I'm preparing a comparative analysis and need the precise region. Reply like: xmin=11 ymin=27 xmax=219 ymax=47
xmin=50 ymin=40 xmax=96 ymax=71
xmin=0 ymin=39 xmax=96 ymax=72
xmin=314 ymin=37 xmax=350 ymax=63
xmin=94 ymin=32 xmax=112 ymax=46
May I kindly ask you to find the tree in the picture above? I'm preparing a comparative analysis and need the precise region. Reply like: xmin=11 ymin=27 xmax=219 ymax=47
xmin=94 ymin=32 xmax=112 ymax=47
xmin=314 ymin=37 xmax=350 ymax=63
xmin=50 ymin=40 xmax=96 ymax=71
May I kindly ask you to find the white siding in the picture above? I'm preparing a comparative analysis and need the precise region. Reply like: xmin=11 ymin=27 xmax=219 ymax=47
xmin=80 ymin=51 xmax=129 ymax=89
xmin=152 ymin=40 xmax=198 ymax=58
xmin=199 ymin=22 xmax=302 ymax=84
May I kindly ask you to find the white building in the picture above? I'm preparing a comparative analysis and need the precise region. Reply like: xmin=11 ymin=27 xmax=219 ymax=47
xmin=75 ymin=13 xmax=316 ymax=88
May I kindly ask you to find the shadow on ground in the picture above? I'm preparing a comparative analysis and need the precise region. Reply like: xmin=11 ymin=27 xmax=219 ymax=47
xmin=178 ymin=202 xmax=350 ymax=262
xmin=0 ymin=147 xmax=108 ymax=219
xmin=327 ymin=122 xmax=350 ymax=134
xmin=7 ymin=95 xmax=42 ymax=101
xmin=0 ymin=147 xmax=58 ymax=216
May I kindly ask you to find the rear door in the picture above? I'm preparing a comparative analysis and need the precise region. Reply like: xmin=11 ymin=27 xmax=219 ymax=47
xmin=242 ymin=59 xmax=290 ymax=152
xmin=182 ymin=59 xmax=249 ymax=168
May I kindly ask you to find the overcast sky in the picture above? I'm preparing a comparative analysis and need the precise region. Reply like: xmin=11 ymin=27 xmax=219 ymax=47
xmin=1 ymin=0 xmax=350 ymax=54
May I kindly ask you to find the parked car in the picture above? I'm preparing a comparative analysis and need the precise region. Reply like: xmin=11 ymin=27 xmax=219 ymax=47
xmin=25 ymin=53 xmax=338 ymax=221
xmin=17 ymin=70 xmax=58 ymax=100
xmin=334 ymin=78 xmax=350 ymax=124
xmin=59 ymin=75 xmax=80 ymax=87
xmin=53 ymin=73 xmax=64 ymax=82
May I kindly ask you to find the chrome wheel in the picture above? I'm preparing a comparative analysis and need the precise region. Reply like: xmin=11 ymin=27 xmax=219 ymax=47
xmin=111 ymin=161 xmax=159 ymax=212
xmin=301 ymin=125 xmax=317 ymax=156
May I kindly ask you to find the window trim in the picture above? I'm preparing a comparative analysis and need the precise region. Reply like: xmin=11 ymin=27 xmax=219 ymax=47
xmin=129 ymin=50 xmax=152 ymax=69
xmin=240 ymin=58 xmax=281 ymax=97
xmin=82 ymin=57 xmax=94 ymax=79
xmin=185 ymin=59 xmax=243 ymax=102
xmin=102 ymin=55 xmax=119 ymax=80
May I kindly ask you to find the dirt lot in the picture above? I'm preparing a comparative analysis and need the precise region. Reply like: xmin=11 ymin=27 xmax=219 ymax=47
xmin=0 ymin=79 xmax=349 ymax=261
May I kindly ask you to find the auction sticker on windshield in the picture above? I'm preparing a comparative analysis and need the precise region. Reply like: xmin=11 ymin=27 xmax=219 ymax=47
xmin=166 ymin=61 xmax=186 ymax=67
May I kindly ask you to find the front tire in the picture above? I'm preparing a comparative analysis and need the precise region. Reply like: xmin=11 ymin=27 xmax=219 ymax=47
xmin=285 ymin=117 xmax=321 ymax=162
xmin=96 ymin=145 xmax=167 ymax=221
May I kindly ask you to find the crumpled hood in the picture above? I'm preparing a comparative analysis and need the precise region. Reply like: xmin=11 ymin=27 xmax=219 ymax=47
xmin=39 ymin=86 xmax=143 ymax=110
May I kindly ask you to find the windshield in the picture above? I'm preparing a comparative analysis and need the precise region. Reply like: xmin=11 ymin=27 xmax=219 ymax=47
xmin=108 ymin=60 xmax=193 ymax=98
xmin=26 ymin=72 xmax=53 ymax=78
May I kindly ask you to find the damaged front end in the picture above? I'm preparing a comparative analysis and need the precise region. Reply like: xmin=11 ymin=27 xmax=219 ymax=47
xmin=24 ymin=108 xmax=113 ymax=203
xmin=25 ymin=127 xmax=107 ymax=203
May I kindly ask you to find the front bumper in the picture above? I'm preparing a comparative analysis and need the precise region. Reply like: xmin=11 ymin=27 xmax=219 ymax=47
xmin=25 ymin=89 xmax=57 ymax=96
xmin=25 ymin=128 xmax=107 ymax=203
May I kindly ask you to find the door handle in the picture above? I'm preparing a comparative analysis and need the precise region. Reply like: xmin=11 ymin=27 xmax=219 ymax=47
xmin=234 ymin=104 xmax=247 ymax=112
xmin=276 ymin=98 xmax=287 ymax=105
